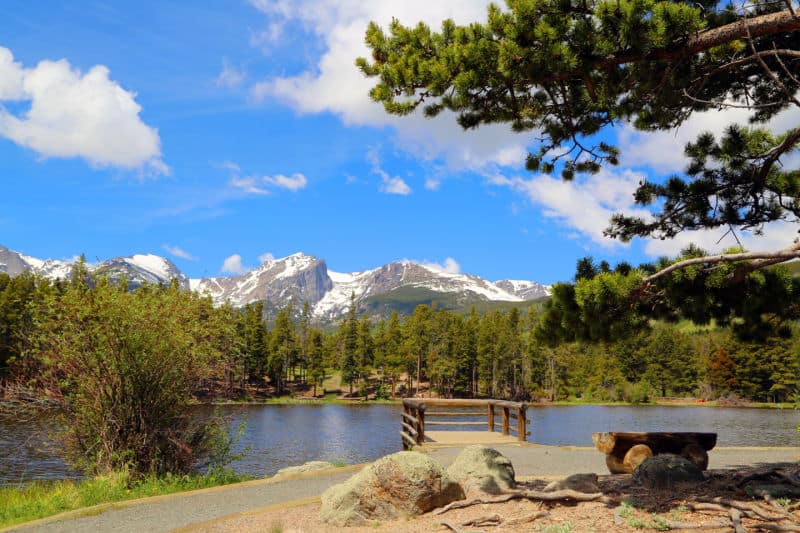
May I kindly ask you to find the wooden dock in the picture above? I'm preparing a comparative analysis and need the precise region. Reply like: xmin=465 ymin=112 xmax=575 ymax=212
xmin=400 ymin=398 xmax=530 ymax=449
xmin=423 ymin=430 xmax=524 ymax=447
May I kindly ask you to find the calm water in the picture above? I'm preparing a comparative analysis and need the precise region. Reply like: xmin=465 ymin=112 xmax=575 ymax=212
xmin=1 ymin=404 xmax=798 ymax=484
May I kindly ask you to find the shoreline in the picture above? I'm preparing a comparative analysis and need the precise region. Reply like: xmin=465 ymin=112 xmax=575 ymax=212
xmin=203 ymin=396 xmax=799 ymax=410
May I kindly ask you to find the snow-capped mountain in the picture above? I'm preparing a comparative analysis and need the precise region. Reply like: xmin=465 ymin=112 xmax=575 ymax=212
xmin=1 ymin=245 xmax=550 ymax=320
xmin=312 ymin=261 xmax=538 ymax=320
xmin=190 ymin=253 xmax=332 ymax=308
xmin=0 ymin=246 xmax=188 ymax=290
xmin=494 ymin=279 xmax=550 ymax=301
xmin=97 ymin=254 xmax=189 ymax=290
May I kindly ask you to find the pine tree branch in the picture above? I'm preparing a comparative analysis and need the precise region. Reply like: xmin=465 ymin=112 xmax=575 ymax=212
xmin=643 ymin=241 xmax=800 ymax=283
xmin=594 ymin=9 xmax=800 ymax=71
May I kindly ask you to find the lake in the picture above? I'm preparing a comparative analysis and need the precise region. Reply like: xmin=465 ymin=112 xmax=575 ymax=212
xmin=1 ymin=404 xmax=798 ymax=484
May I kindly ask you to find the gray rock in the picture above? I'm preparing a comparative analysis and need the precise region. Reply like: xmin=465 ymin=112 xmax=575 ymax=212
xmin=446 ymin=445 xmax=516 ymax=495
xmin=275 ymin=461 xmax=336 ymax=477
xmin=633 ymin=454 xmax=705 ymax=489
xmin=320 ymin=451 xmax=464 ymax=526
xmin=544 ymin=473 xmax=599 ymax=493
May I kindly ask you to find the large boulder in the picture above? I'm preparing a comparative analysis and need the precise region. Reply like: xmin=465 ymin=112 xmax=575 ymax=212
xmin=446 ymin=445 xmax=516 ymax=495
xmin=320 ymin=451 xmax=464 ymax=526
xmin=633 ymin=454 xmax=705 ymax=489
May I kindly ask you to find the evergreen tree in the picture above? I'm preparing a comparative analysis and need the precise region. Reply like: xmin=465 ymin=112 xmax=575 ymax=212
xmin=339 ymin=292 xmax=359 ymax=395
xmin=358 ymin=2 xmax=800 ymax=324
xmin=269 ymin=308 xmax=296 ymax=395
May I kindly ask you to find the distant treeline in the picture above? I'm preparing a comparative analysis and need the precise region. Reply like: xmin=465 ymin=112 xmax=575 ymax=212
xmin=1 ymin=263 xmax=798 ymax=405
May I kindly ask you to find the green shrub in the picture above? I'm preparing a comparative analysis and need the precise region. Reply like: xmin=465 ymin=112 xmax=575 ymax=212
xmin=35 ymin=270 xmax=236 ymax=476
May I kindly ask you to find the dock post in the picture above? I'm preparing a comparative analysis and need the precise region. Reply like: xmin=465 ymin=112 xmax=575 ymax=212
xmin=487 ymin=403 xmax=495 ymax=432
xmin=517 ymin=405 xmax=527 ymax=442
xmin=417 ymin=405 xmax=425 ymax=445
xmin=502 ymin=407 xmax=509 ymax=435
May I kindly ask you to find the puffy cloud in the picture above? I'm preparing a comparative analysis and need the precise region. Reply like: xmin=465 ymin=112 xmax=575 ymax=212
xmin=247 ymin=1 xmax=530 ymax=172
xmin=491 ymin=169 xmax=651 ymax=248
xmin=0 ymin=46 xmax=165 ymax=173
xmin=221 ymin=254 xmax=248 ymax=274
xmin=492 ymin=168 xmax=800 ymax=257
xmin=380 ymin=175 xmax=411 ymax=195
xmin=258 ymin=252 xmax=275 ymax=263
xmin=263 ymin=172 xmax=307 ymax=191
xmin=215 ymin=59 xmax=246 ymax=88
xmin=162 ymin=245 xmax=197 ymax=261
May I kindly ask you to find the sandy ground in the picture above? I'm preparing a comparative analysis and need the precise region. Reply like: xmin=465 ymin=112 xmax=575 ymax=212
xmin=190 ymin=468 xmax=800 ymax=533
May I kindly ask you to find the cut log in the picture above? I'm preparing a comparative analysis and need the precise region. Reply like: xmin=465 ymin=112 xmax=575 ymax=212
xmin=623 ymin=444 xmax=653 ymax=473
xmin=681 ymin=442 xmax=709 ymax=470
xmin=593 ymin=431 xmax=717 ymax=473
xmin=593 ymin=432 xmax=617 ymax=454
xmin=606 ymin=453 xmax=627 ymax=474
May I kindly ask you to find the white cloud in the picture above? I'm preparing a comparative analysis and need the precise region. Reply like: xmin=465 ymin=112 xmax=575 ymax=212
xmin=380 ymin=175 xmax=411 ymax=195
xmin=492 ymin=168 xmax=800 ymax=257
xmin=220 ymin=160 xmax=241 ymax=172
xmin=221 ymin=254 xmax=248 ymax=274
xmin=424 ymin=178 xmax=441 ymax=191
xmin=263 ymin=172 xmax=307 ymax=191
xmin=368 ymin=147 xmax=412 ymax=195
xmin=643 ymin=222 xmax=800 ymax=258
xmin=249 ymin=22 xmax=285 ymax=52
xmin=223 ymin=160 xmax=307 ymax=194
xmin=0 ymin=46 xmax=165 ymax=173
xmin=162 ymin=245 xmax=197 ymax=261
xmin=491 ymin=168 xmax=651 ymax=248
xmin=215 ymin=59 xmax=246 ymax=88
xmin=258 ymin=252 xmax=275 ymax=263
xmin=419 ymin=257 xmax=461 ymax=274
xmin=247 ymin=1 xmax=530 ymax=173
xmin=230 ymin=176 xmax=269 ymax=195
xmin=618 ymin=104 xmax=800 ymax=174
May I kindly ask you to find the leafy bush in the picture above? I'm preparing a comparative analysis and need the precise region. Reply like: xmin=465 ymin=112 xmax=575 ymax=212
xmin=35 ymin=272 xmax=235 ymax=476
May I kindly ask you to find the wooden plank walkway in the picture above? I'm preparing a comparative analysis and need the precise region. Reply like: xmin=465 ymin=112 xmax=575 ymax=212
xmin=423 ymin=430 xmax=523 ymax=447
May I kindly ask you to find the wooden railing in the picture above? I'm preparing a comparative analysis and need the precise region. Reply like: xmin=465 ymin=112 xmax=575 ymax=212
xmin=401 ymin=398 xmax=529 ymax=449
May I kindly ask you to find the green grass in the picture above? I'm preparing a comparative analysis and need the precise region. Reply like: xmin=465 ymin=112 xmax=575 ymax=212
xmin=0 ymin=468 xmax=252 ymax=528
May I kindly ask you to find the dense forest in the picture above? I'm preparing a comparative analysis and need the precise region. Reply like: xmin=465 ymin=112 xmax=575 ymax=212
xmin=1 ymin=258 xmax=798 ymax=408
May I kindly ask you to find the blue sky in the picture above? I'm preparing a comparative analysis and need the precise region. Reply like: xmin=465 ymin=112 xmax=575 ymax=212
xmin=2 ymin=0 xmax=797 ymax=284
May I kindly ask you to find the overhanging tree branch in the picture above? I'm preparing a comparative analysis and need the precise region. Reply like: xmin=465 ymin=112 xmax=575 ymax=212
xmin=643 ymin=241 xmax=800 ymax=283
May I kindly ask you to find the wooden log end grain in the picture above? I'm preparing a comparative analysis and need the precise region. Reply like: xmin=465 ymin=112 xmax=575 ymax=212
xmin=623 ymin=444 xmax=653 ymax=473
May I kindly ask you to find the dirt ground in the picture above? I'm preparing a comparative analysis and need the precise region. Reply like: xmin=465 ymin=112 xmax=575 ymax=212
xmin=193 ymin=465 xmax=800 ymax=533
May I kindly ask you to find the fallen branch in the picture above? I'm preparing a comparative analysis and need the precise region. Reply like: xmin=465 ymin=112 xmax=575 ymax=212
xmin=730 ymin=508 xmax=746 ymax=533
xmin=461 ymin=515 xmax=502 ymax=527
xmin=697 ymin=497 xmax=786 ymax=521
xmin=751 ymin=526 xmax=800 ymax=532
xmin=434 ymin=489 xmax=612 ymax=515
xmin=439 ymin=522 xmax=487 ymax=533
xmin=505 ymin=511 xmax=550 ymax=525
xmin=666 ymin=520 xmax=736 ymax=530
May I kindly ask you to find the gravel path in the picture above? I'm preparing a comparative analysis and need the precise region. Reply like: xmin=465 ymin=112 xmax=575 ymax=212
xmin=8 ymin=445 xmax=798 ymax=533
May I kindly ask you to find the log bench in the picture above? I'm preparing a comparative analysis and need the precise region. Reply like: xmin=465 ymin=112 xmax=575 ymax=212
xmin=592 ymin=432 xmax=717 ymax=474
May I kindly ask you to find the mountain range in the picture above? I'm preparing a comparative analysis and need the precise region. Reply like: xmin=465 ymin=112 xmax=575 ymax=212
xmin=0 ymin=245 xmax=550 ymax=321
